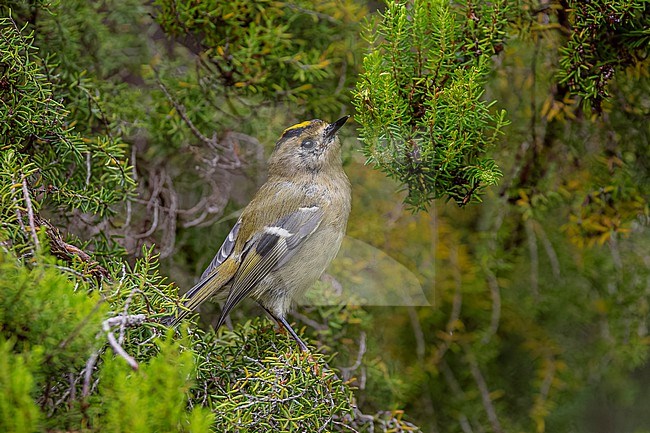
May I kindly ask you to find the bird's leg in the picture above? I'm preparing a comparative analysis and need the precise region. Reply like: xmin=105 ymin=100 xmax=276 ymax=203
xmin=258 ymin=303 xmax=309 ymax=352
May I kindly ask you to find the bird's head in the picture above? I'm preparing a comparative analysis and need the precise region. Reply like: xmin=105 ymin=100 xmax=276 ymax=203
xmin=268 ymin=116 xmax=349 ymax=176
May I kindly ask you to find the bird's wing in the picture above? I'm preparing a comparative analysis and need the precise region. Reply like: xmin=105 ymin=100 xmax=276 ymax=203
xmin=216 ymin=205 xmax=324 ymax=328
xmin=164 ymin=221 xmax=241 ymax=325
xmin=200 ymin=220 xmax=241 ymax=280
xmin=171 ymin=257 xmax=239 ymax=323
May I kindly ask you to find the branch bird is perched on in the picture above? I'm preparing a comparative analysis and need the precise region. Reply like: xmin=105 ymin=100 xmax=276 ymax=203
xmin=165 ymin=116 xmax=351 ymax=351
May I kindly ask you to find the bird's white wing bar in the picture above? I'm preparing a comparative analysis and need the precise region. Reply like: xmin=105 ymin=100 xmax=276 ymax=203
xmin=216 ymin=206 xmax=324 ymax=328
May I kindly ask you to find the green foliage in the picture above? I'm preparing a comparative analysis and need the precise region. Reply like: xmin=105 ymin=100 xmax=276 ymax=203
xmin=353 ymin=0 xmax=509 ymax=209
xmin=94 ymin=336 xmax=213 ymax=433
xmin=0 ymin=16 xmax=134 ymax=219
xmin=0 ymin=250 xmax=106 ymax=382
xmin=0 ymin=241 xmax=392 ymax=432
xmin=191 ymin=319 xmax=355 ymax=432
xmin=153 ymin=0 xmax=365 ymax=118
xmin=557 ymin=0 xmax=650 ymax=113
xmin=0 ymin=338 xmax=41 ymax=433
xmin=0 ymin=248 xmax=106 ymax=432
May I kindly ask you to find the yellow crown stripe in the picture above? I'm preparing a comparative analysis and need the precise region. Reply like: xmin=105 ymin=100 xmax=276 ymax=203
xmin=282 ymin=120 xmax=312 ymax=135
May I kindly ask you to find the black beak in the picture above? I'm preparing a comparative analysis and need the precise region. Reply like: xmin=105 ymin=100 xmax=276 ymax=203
xmin=324 ymin=115 xmax=350 ymax=141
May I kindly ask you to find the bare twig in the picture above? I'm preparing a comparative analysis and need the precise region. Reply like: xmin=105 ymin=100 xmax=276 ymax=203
xmin=290 ymin=310 xmax=329 ymax=331
xmin=82 ymin=351 xmax=100 ymax=397
xmin=407 ymin=306 xmax=426 ymax=360
xmin=51 ymin=264 xmax=85 ymax=278
xmin=439 ymin=359 xmax=474 ymax=433
xmin=49 ymin=372 xmax=81 ymax=415
xmin=159 ymin=172 xmax=178 ymax=258
xmin=284 ymin=3 xmax=341 ymax=24
xmin=525 ymin=219 xmax=539 ymax=298
xmin=464 ymin=347 xmax=504 ymax=433
xmin=133 ymin=198 xmax=160 ymax=239
xmin=123 ymin=144 xmax=138 ymax=230
xmin=536 ymin=221 xmax=561 ymax=278
xmin=155 ymin=73 xmax=220 ymax=149
xmin=539 ymin=354 xmax=556 ymax=403
xmin=406 ymin=304 xmax=436 ymax=423
xmin=181 ymin=209 xmax=210 ymax=228
xmin=103 ymin=314 xmax=147 ymax=332
xmin=340 ymin=332 xmax=367 ymax=382
xmin=119 ymin=288 xmax=140 ymax=345
xmin=435 ymin=241 xmax=464 ymax=362
xmin=481 ymin=268 xmax=501 ymax=345
xmin=102 ymin=314 xmax=147 ymax=370
xmin=106 ymin=332 xmax=138 ymax=370
xmin=22 ymin=175 xmax=40 ymax=248
xmin=85 ymin=152 xmax=92 ymax=186
xmin=449 ymin=242 xmax=464 ymax=330
xmin=76 ymin=85 xmax=129 ymax=181
xmin=11 ymin=176 xmax=28 ymax=242
xmin=477 ymin=192 xmax=508 ymax=346
xmin=34 ymin=215 xmax=110 ymax=280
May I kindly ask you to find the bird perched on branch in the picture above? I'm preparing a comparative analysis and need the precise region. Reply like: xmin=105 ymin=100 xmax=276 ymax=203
xmin=165 ymin=116 xmax=351 ymax=351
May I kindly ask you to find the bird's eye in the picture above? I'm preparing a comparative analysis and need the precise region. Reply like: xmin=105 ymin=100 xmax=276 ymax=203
xmin=301 ymin=139 xmax=316 ymax=149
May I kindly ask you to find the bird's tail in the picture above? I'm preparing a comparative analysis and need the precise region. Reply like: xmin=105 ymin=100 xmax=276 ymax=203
xmin=162 ymin=260 xmax=237 ymax=327
xmin=160 ymin=276 xmax=215 ymax=326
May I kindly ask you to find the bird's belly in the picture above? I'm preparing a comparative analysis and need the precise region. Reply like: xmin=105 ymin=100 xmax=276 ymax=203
xmin=251 ymin=227 xmax=344 ymax=316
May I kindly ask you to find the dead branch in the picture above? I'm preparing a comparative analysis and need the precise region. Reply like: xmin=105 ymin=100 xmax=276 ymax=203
xmin=102 ymin=314 xmax=147 ymax=370
xmin=34 ymin=215 xmax=110 ymax=280
xmin=22 ymin=175 xmax=40 ymax=248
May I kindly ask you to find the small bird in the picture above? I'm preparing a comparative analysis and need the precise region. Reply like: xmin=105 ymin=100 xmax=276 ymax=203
xmin=165 ymin=116 xmax=351 ymax=351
